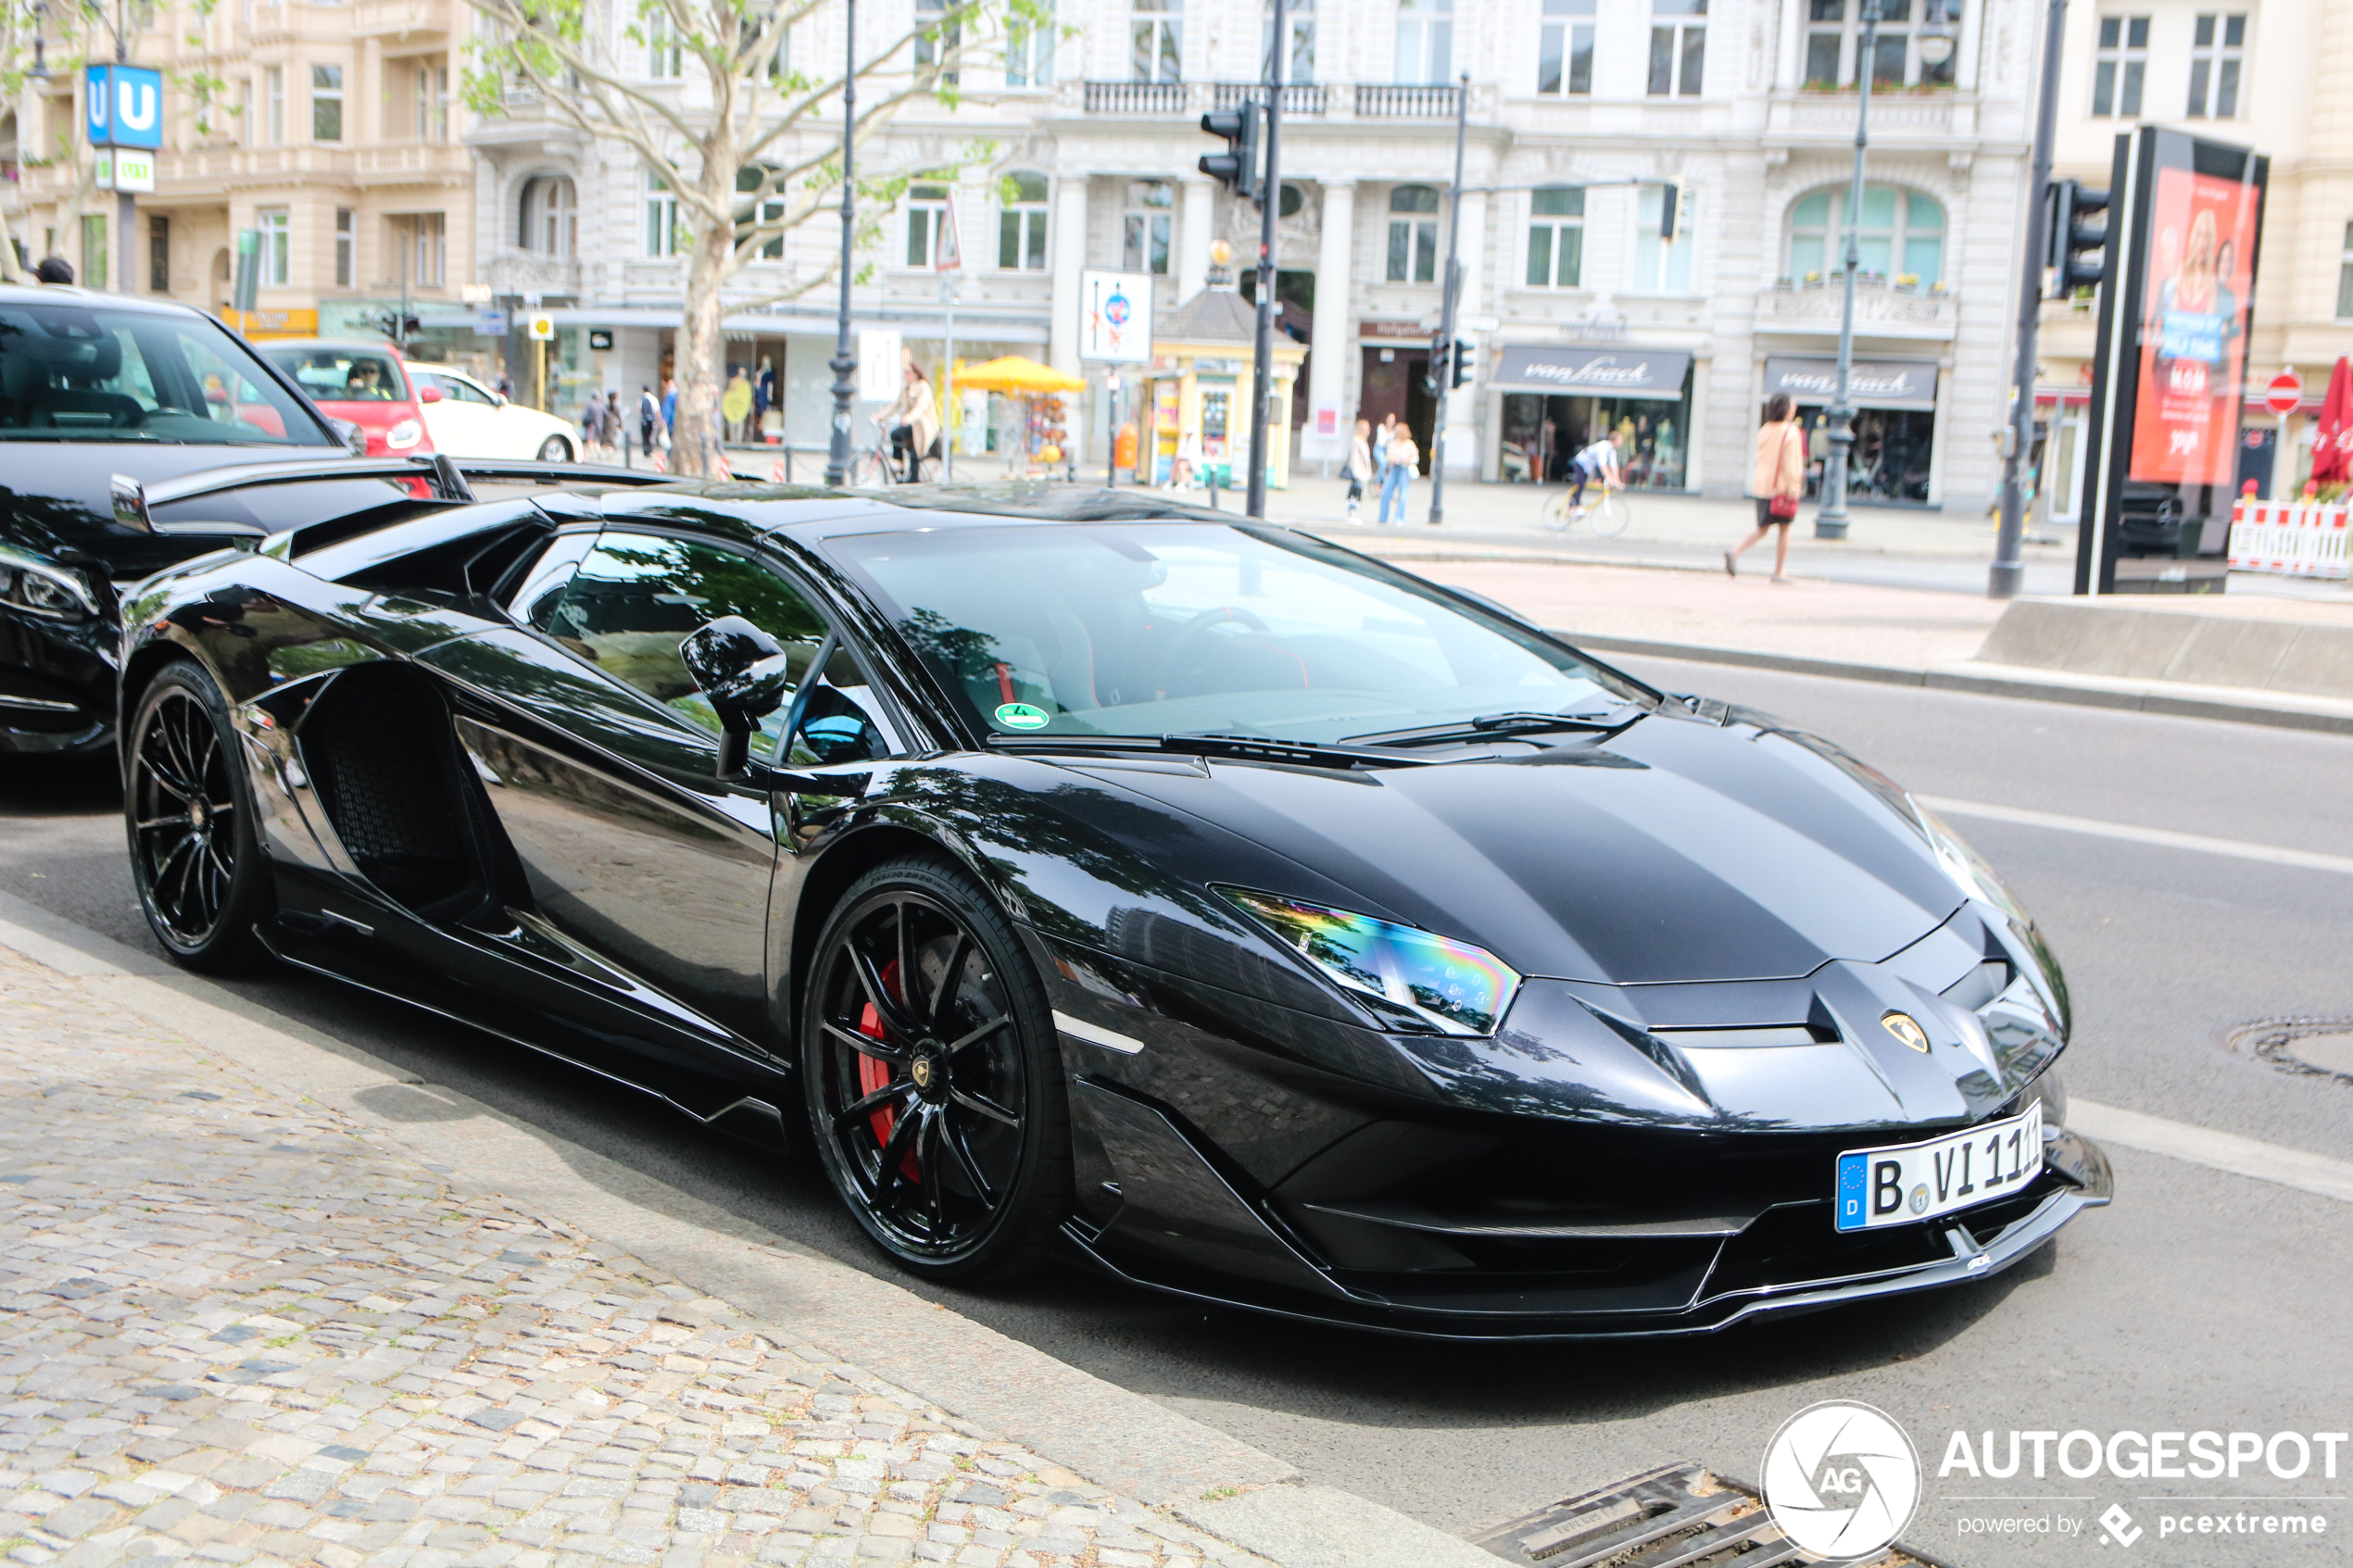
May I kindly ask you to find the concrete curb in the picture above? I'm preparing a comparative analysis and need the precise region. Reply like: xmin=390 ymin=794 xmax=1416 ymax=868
xmin=0 ymin=892 xmax=1499 ymax=1568
xmin=1559 ymin=632 xmax=2353 ymax=735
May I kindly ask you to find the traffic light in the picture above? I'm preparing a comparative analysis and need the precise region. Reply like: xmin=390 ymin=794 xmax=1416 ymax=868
xmin=1659 ymin=180 xmax=1691 ymax=244
xmin=1198 ymin=103 xmax=1262 ymax=204
xmin=1451 ymin=338 xmax=1473 ymax=389
xmin=1425 ymin=333 xmax=1451 ymax=395
xmin=2046 ymin=180 xmax=2110 ymax=298
xmin=377 ymin=309 xmax=422 ymax=342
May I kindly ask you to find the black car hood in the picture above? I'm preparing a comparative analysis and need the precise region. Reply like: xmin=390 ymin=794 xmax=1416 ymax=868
xmin=1084 ymin=712 xmax=1964 ymax=985
xmin=0 ymin=443 xmax=348 ymax=579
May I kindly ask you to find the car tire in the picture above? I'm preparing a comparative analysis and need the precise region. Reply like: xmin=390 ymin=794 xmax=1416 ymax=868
xmin=124 ymin=661 xmax=274 ymax=973
xmin=537 ymin=435 xmax=572 ymax=462
xmin=802 ymin=854 xmax=1073 ymax=1285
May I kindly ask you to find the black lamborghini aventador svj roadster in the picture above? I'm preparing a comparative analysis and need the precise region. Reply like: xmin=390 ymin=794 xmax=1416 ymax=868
xmin=115 ymin=470 xmax=2110 ymax=1336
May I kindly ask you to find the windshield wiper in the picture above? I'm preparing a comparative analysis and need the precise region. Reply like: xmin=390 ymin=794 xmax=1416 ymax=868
xmin=984 ymin=730 xmax=1437 ymax=770
xmin=1342 ymin=707 xmax=1644 ymax=747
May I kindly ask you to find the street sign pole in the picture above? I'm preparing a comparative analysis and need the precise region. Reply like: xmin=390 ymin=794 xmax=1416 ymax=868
xmin=1245 ymin=0 xmax=1284 ymax=519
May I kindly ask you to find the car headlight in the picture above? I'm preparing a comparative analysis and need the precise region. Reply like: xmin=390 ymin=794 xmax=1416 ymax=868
xmin=1912 ymin=799 xmax=2034 ymax=929
xmin=386 ymin=419 xmax=423 ymax=449
xmin=0 ymin=544 xmax=99 ymax=620
xmin=1216 ymin=887 xmax=1522 ymax=1036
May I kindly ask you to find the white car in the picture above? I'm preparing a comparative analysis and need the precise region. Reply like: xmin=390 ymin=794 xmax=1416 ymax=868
xmin=407 ymin=365 xmax=581 ymax=462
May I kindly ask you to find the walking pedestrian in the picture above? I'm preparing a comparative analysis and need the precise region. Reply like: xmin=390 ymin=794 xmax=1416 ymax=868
xmin=605 ymin=391 xmax=623 ymax=463
xmin=1342 ymin=418 xmax=1374 ymax=521
xmin=1378 ymin=427 xmax=1418 ymax=524
xmin=660 ymin=378 xmax=679 ymax=444
xmin=1729 ymin=394 xmax=1807 ymax=583
xmin=637 ymin=384 xmax=660 ymax=458
xmin=580 ymin=391 xmax=608 ymax=461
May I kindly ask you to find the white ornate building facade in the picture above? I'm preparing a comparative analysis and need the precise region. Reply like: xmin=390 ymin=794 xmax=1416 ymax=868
xmin=463 ymin=0 xmax=2045 ymax=509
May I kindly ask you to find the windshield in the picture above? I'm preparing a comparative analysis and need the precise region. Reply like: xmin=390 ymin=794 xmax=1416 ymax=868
xmin=833 ymin=522 xmax=1651 ymax=746
xmin=263 ymin=345 xmax=409 ymax=403
xmin=0 ymin=302 xmax=331 ymax=445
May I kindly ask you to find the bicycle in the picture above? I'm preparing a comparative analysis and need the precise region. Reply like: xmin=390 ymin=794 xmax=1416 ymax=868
xmin=847 ymin=427 xmax=943 ymax=487
xmin=1540 ymin=480 xmax=1630 ymax=538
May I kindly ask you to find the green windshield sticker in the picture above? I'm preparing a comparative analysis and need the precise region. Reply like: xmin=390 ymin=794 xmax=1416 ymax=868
xmin=994 ymin=702 xmax=1051 ymax=731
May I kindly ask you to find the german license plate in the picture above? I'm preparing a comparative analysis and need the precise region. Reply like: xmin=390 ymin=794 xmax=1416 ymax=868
xmin=1834 ymin=1103 xmax=2044 ymax=1233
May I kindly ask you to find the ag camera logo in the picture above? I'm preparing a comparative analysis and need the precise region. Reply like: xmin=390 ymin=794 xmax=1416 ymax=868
xmin=1762 ymin=1400 xmax=1922 ymax=1560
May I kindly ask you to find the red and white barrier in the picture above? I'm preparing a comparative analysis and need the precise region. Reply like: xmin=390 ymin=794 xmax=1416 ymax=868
xmin=2227 ymin=497 xmax=2352 ymax=579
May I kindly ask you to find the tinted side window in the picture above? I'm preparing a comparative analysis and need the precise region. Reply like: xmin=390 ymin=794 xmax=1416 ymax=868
xmin=547 ymin=531 xmax=829 ymax=741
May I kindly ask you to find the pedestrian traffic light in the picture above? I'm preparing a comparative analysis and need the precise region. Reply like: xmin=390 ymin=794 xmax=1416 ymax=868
xmin=2046 ymin=180 xmax=2110 ymax=298
xmin=1198 ymin=103 xmax=1261 ymax=204
xmin=1659 ymin=180 xmax=1690 ymax=244
xmin=1425 ymin=333 xmax=1451 ymax=395
xmin=1451 ymin=338 xmax=1474 ymax=389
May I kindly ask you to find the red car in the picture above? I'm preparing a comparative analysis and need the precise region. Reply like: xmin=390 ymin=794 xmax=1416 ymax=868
xmin=258 ymin=339 xmax=435 ymax=458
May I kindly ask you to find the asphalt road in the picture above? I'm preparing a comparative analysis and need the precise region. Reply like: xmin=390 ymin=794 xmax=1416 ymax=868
xmin=4 ymin=664 xmax=2348 ymax=1567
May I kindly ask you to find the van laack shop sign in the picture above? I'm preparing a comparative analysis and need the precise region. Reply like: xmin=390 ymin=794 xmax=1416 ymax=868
xmin=2131 ymin=162 xmax=2263 ymax=485
xmin=1491 ymin=346 xmax=1692 ymax=399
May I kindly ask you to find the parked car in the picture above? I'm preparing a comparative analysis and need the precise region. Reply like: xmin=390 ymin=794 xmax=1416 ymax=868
xmin=407 ymin=364 xmax=578 ymax=463
xmin=0 ymin=285 xmax=370 ymax=758
xmin=257 ymin=340 xmax=434 ymax=458
xmin=116 ymin=479 xmax=2110 ymax=1336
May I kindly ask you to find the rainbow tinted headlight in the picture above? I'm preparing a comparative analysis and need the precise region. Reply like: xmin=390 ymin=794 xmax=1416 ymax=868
xmin=1216 ymin=888 xmax=1522 ymax=1036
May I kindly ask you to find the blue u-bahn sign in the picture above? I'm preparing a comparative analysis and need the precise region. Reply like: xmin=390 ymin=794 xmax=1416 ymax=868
xmin=85 ymin=65 xmax=165 ymax=150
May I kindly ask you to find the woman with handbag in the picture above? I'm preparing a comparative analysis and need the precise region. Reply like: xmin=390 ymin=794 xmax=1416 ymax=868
xmin=1729 ymin=394 xmax=1807 ymax=582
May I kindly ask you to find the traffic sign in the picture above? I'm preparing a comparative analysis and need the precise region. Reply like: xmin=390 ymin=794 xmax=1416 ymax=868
xmin=527 ymin=313 xmax=556 ymax=341
xmin=85 ymin=65 xmax=164 ymax=149
xmin=2267 ymin=371 xmax=2302 ymax=416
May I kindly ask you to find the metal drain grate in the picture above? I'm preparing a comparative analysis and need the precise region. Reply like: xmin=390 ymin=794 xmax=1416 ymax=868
xmin=2219 ymin=1016 xmax=2353 ymax=1085
xmin=1472 ymin=1461 xmax=1950 ymax=1568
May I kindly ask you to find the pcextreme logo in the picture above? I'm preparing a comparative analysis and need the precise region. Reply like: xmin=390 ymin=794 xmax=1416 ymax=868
xmin=1762 ymin=1400 xmax=1922 ymax=1561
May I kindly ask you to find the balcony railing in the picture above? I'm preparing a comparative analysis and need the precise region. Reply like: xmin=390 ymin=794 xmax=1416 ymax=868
xmin=1354 ymin=82 xmax=1460 ymax=118
xmin=1209 ymin=82 xmax=1327 ymax=115
xmin=1082 ymin=81 xmax=1188 ymax=115
xmin=354 ymin=142 xmax=470 ymax=183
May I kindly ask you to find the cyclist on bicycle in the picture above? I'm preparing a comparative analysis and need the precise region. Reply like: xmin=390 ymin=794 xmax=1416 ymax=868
xmin=871 ymin=356 xmax=940 ymax=482
xmin=1568 ymin=431 xmax=1622 ymax=512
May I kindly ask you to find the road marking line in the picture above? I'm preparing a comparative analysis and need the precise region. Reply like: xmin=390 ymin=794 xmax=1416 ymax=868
xmin=2070 ymin=1098 xmax=2353 ymax=1205
xmin=1919 ymin=795 xmax=2353 ymax=876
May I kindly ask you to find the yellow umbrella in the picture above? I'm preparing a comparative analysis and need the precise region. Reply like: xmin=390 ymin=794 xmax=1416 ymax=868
xmin=953 ymin=355 xmax=1088 ymax=394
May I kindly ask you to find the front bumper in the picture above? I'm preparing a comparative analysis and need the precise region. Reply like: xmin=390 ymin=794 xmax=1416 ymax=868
xmin=1061 ymin=1073 xmax=2112 ymax=1339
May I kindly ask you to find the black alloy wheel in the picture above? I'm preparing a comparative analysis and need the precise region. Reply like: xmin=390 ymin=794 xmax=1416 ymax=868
xmin=803 ymin=857 xmax=1071 ymax=1283
xmin=126 ymin=663 xmax=273 ymax=972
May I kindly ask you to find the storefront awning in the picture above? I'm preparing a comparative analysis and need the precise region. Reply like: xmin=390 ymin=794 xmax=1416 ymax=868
xmin=1491 ymin=345 xmax=1692 ymax=399
xmin=1764 ymin=357 xmax=1939 ymax=410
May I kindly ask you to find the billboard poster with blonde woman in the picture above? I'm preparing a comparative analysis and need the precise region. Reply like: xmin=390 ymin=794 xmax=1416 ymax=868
xmin=2129 ymin=163 xmax=2263 ymax=485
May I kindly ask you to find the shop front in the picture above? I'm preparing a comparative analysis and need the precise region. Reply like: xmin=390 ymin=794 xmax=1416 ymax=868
xmin=1761 ymin=356 xmax=1942 ymax=507
xmin=1137 ymin=289 xmax=1304 ymax=491
xmin=1491 ymin=345 xmax=1695 ymax=490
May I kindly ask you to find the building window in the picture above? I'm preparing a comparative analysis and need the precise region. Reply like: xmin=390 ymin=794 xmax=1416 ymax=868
xmin=999 ymin=171 xmax=1049 ymax=270
xmin=647 ymin=11 xmax=683 ymax=78
xmin=149 ymin=214 xmax=169 ymax=293
xmin=904 ymin=184 xmax=950 ymax=268
xmin=258 ymin=207 xmax=289 ymax=286
xmin=334 ymin=207 xmax=354 ymax=286
xmin=394 ymin=213 xmax=446 ymax=287
xmin=1806 ymin=0 xmax=1961 ymax=88
xmin=80 ymin=214 xmax=107 ymax=290
xmin=1539 ymin=0 xmax=1595 ymax=94
xmin=265 ymin=66 xmax=284 ymax=144
xmin=1395 ymin=0 xmax=1452 ymax=83
xmin=646 ymin=171 xmax=681 ymax=257
xmin=1524 ymin=186 xmax=1584 ymax=287
xmin=1265 ymin=0 xmax=1315 ymax=82
xmin=2339 ymin=222 xmax=2353 ymax=319
xmin=1131 ymin=0 xmax=1181 ymax=82
xmin=1123 ymin=180 xmax=1173 ymax=273
xmin=1386 ymin=183 xmax=1440 ymax=282
xmin=1783 ymin=183 xmax=1943 ymax=283
xmin=416 ymin=62 xmax=449 ymax=140
xmin=237 ymin=77 xmax=252 ymax=144
xmin=523 ymin=176 xmax=578 ymax=256
xmin=916 ymin=0 xmax=960 ymax=85
xmin=1633 ymin=185 xmax=1696 ymax=292
xmin=311 ymin=64 xmax=343 ymax=141
xmin=2093 ymin=16 xmax=2147 ymax=117
xmin=2187 ymin=13 xmax=2244 ymax=117
xmin=1007 ymin=3 xmax=1054 ymax=84
xmin=1649 ymin=0 xmax=1705 ymax=94
xmin=733 ymin=166 xmax=787 ymax=259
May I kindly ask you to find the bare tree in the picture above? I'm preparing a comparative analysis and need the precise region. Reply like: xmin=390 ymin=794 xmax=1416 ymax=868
xmin=464 ymin=0 xmax=1026 ymax=476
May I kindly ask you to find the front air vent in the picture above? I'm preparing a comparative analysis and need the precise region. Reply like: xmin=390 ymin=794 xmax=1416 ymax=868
xmin=1652 ymin=1024 xmax=1835 ymax=1049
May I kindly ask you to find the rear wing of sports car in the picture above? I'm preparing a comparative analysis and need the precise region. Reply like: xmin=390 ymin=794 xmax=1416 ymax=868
xmin=108 ymin=455 xmax=688 ymax=541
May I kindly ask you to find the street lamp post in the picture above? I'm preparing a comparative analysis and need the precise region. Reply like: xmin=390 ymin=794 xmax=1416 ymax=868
xmin=1244 ymin=0 xmax=1287 ymax=520
xmin=824 ymin=0 xmax=859 ymax=486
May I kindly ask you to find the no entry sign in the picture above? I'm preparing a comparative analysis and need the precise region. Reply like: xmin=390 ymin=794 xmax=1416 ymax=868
xmin=2267 ymin=371 xmax=2303 ymax=415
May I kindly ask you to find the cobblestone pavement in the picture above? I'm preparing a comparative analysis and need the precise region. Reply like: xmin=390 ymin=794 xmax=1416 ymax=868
xmin=0 ymin=944 xmax=1265 ymax=1568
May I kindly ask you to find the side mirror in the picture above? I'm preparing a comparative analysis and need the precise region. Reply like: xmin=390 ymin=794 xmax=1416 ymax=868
xmin=419 ymin=385 xmax=444 ymax=403
xmin=493 ymin=393 xmax=509 ymax=407
xmin=680 ymin=614 xmax=797 ymax=776
xmin=331 ymin=417 xmax=368 ymax=455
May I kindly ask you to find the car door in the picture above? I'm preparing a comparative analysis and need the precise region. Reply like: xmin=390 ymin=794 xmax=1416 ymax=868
xmin=420 ymin=527 xmax=831 ymax=1049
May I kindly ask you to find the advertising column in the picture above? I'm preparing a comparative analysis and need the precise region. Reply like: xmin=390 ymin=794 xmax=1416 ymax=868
xmin=2077 ymin=128 xmax=2269 ymax=594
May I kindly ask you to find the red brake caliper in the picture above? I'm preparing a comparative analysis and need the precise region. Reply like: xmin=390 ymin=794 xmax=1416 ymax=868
xmin=856 ymin=959 xmax=922 ymax=1182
